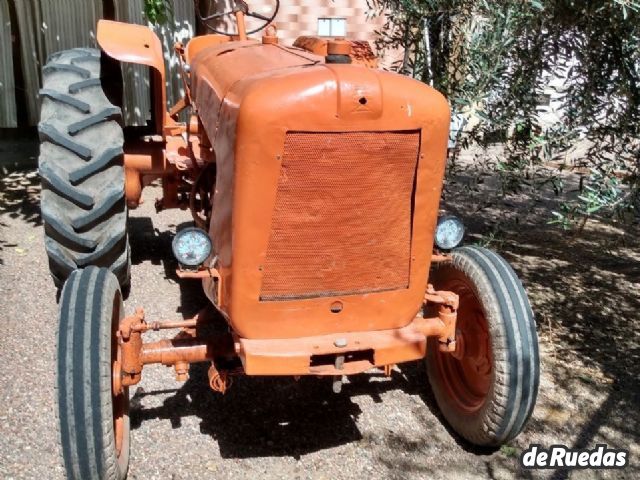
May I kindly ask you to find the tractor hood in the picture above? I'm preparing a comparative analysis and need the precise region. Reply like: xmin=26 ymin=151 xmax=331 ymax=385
xmin=191 ymin=41 xmax=322 ymax=137
xmin=190 ymin=40 xmax=451 ymax=339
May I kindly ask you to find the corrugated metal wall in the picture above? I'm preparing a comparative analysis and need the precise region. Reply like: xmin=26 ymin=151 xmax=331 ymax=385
xmin=11 ymin=0 xmax=44 ymax=126
xmin=1 ymin=0 xmax=194 ymax=128
xmin=0 ymin=0 xmax=17 ymax=127
xmin=112 ymin=0 xmax=194 ymax=126
xmin=39 ymin=0 xmax=103 ymax=51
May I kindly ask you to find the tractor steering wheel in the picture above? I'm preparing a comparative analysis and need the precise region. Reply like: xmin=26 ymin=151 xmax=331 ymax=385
xmin=196 ymin=0 xmax=280 ymax=36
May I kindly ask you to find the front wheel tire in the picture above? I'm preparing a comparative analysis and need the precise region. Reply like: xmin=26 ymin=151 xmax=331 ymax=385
xmin=426 ymin=246 xmax=540 ymax=446
xmin=57 ymin=267 xmax=130 ymax=480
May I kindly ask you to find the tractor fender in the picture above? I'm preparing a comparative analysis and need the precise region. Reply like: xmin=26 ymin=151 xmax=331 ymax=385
xmin=97 ymin=20 xmax=167 ymax=134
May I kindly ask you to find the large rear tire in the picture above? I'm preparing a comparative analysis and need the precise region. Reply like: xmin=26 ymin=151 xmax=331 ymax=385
xmin=57 ymin=267 xmax=130 ymax=480
xmin=426 ymin=246 xmax=539 ymax=446
xmin=39 ymin=48 xmax=130 ymax=289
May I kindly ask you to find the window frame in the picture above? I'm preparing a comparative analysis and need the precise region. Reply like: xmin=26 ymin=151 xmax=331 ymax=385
xmin=317 ymin=17 xmax=347 ymax=38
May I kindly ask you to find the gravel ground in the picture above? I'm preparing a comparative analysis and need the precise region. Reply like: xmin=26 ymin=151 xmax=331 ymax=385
xmin=1 ymin=161 xmax=638 ymax=480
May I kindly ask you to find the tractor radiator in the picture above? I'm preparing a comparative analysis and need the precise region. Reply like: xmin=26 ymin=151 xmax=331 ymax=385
xmin=260 ymin=130 xmax=421 ymax=301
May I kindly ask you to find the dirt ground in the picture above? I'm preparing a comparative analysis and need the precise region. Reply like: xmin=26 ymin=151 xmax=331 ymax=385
xmin=0 ymin=146 xmax=638 ymax=479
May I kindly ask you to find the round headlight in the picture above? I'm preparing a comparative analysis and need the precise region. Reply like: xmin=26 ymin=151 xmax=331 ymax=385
xmin=434 ymin=216 xmax=465 ymax=250
xmin=172 ymin=227 xmax=212 ymax=268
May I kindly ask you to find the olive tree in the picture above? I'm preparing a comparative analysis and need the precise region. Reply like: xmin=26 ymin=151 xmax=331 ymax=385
xmin=368 ymin=0 xmax=639 ymax=227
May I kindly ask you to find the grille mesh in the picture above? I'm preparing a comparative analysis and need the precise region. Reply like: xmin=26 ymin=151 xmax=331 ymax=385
xmin=260 ymin=131 xmax=420 ymax=301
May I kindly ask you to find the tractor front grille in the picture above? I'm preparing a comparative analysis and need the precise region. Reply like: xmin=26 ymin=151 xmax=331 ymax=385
xmin=260 ymin=130 xmax=421 ymax=301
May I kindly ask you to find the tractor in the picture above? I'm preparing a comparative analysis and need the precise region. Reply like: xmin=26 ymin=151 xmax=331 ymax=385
xmin=38 ymin=1 xmax=539 ymax=478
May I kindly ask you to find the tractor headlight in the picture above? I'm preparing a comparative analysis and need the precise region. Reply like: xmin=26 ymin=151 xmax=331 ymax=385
xmin=434 ymin=216 xmax=465 ymax=250
xmin=172 ymin=227 xmax=212 ymax=268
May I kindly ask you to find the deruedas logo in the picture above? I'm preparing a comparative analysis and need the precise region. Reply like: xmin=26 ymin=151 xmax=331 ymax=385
xmin=520 ymin=444 xmax=629 ymax=469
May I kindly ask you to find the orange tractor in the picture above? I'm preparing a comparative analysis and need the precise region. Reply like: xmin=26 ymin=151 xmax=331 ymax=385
xmin=39 ymin=2 xmax=539 ymax=478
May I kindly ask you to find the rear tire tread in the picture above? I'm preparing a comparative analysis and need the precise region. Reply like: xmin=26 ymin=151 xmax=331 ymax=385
xmin=39 ymin=48 xmax=130 ymax=289
xmin=77 ymin=228 xmax=127 ymax=266
xmin=71 ymin=186 xmax=125 ymax=230
xmin=39 ymin=89 xmax=91 ymax=113
xmin=68 ymin=146 xmax=123 ymax=185
xmin=70 ymin=54 xmax=101 ymax=65
xmin=42 ymin=209 xmax=98 ymax=250
xmin=43 ymin=63 xmax=91 ymax=79
xmin=39 ymin=161 xmax=94 ymax=208
xmin=69 ymin=78 xmax=102 ymax=94
xmin=39 ymin=123 xmax=93 ymax=160
xmin=68 ymin=106 xmax=121 ymax=136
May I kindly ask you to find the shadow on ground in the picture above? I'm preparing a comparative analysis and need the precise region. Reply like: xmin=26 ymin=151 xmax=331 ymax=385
xmin=0 ymin=168 xmax=42 ymax=264
xmin=129 ymin=356 xmax=500 ymax=462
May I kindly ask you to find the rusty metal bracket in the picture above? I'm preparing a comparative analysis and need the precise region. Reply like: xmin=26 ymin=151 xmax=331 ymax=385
xmin=175 ymin=267 xmax=221 ymax=280
xmin=176 ymin=267 xmax=222 ymax=305
xmin=424 ymin=285 xmax=459 ymax=353
xmin=424 ymin=284 xmax=459 ymax=310
xmin=118 ymin=308 xmax=145 ymax=390
xmin=208 ymin=363 xmax=233 ymax=393
xmin=437 ymin=305 xmax=458 ymax=353
xmin=115 ymin=307 xmax=236 ymax=392
xmin=431 ymin=253 xmax=452 ymax=263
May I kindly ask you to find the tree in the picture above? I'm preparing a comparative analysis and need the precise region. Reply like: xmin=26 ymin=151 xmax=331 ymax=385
xmin=368 ymin=0 xmax=639 ymax=227
xmin=143 ymin=0 xmax=173 ymax=25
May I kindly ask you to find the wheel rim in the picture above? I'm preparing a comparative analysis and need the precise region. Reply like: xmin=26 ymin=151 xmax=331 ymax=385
xmin=111 ymin=296 xmax=129 ymax=460
xmin=433 ymin=272 xmax=492 ymax=415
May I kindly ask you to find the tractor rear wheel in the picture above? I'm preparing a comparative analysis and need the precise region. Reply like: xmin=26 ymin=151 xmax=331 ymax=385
xmin=426 ymin=246 xmax=539 ymax=446
xmin=57 ymin=267 xmax=130 ymax=480
xmin=39 ymin=48 xmax=130 ymax=289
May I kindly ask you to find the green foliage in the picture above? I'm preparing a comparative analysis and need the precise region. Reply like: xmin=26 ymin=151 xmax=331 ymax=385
xmin=368 ymin=0 xmax=640 ymax=227
xmin=144 ymin=0 xmax=173 ymax=25
xmin=500 ymin=444 xmax=519 ymax=458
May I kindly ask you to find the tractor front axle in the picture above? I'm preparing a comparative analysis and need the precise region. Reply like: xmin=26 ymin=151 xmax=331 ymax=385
xmin=113 ymin=287 xmax=459 ymax=395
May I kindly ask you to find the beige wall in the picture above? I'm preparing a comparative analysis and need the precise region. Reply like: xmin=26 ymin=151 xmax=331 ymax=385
xmin=203 ymin=1 xmax=387 ymax=49
xmin=252 ymin=0 xmax=385 ymax=44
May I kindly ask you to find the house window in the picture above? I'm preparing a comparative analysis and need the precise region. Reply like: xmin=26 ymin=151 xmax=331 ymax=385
xmin=317 ymin=18 xmax=347 ymax=37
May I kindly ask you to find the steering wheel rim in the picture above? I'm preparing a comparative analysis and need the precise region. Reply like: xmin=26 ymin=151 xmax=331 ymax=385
xmin=196 ymin=0 xmax=280 ymax=36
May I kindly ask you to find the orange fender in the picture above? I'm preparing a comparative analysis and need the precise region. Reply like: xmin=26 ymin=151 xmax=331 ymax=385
xmin=97 ymin=20 xmax=167 ymax=134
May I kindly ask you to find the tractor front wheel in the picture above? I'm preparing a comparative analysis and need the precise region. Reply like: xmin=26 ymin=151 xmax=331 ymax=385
xmin=427 ymin=246 xmax=540 ymax=446
xmin=57 ymin=267 xmax=130 ymax=480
